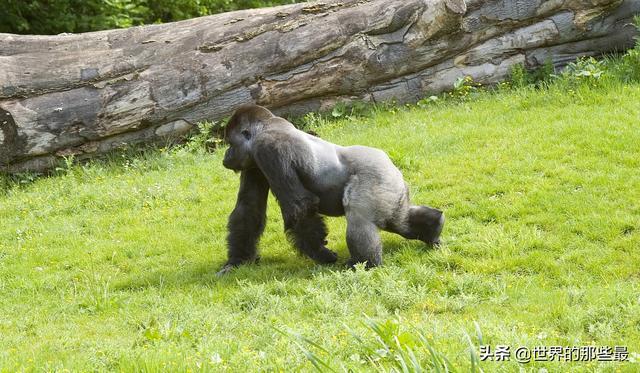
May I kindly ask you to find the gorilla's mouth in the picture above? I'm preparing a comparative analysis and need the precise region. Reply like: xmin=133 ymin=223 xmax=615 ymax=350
xmin=222 ymin=159 xmax=239 ymax=171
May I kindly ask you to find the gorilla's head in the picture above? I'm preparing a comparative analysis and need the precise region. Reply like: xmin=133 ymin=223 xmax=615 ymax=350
xmin=407 ymin=206 xmax=445 ymax=245
xmin=223 ymin=105 xmax=274 ymax=171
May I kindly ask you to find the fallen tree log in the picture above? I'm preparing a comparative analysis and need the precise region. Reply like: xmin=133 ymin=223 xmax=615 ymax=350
xmin=1 ymin=0 xmax=638 ymax=172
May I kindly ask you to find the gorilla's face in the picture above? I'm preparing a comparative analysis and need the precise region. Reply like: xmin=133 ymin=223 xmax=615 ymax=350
xmin=408 ymin=206 xmax=445 ymax=245
xmin=223 ymin=125 xmax=255 ymax=171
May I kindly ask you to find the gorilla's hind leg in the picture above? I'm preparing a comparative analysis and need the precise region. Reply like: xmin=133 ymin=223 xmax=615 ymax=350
xmin=345 ymin=212 xmax=382 ymax=268
xmin=289 ymin=213 xmax=338 ymax=264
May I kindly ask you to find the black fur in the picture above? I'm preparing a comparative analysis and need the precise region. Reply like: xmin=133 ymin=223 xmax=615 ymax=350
xmin=287 ymin=212 xmax=337 ymax=263
xmin=220 ymin=105 xmax=445 ymax=273
xmin=221 ymin=167 xmax=269 ymax=273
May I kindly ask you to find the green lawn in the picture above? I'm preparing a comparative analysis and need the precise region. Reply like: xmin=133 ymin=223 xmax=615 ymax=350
xmin=1 ymin=82 xmax=639 ymax=371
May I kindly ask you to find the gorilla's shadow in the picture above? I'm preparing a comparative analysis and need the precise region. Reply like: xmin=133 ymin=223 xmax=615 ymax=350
xmin=111 ymin=256 xmax=346 ymax=292
xmin=378 ymin=234 xmax=437 ymax=255
xmin=112 ymin=236 xmax=437 ymax=292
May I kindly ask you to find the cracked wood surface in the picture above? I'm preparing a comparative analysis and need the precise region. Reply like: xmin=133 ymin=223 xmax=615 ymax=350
xmin=0 ymin=0 xmax=638 ymax=172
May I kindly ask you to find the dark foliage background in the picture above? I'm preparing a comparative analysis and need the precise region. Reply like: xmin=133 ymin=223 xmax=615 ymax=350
xmin=0 ymin=0 xmax=304 ymax=35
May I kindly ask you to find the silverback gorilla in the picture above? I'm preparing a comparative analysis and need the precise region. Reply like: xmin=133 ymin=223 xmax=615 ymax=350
xmin=218 ymin=105 xmax=444 ymax=274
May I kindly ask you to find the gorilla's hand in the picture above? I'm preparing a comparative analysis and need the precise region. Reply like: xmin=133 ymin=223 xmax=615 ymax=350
xmin=216 ymin=255 xmax=261 ymax=276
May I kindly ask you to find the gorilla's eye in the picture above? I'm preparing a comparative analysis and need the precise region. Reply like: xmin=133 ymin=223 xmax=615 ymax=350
xmin=241 ymin=129 xmax=251 ymax=140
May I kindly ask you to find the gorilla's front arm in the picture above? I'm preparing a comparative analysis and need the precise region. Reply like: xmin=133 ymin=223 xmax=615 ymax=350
xmin=223 ymin=167 xmax=269 ymax=272
xmin=252 ymin=139 xmax=338 ymax=264
xmin=253 ymin=140 xmax=317 ymax=230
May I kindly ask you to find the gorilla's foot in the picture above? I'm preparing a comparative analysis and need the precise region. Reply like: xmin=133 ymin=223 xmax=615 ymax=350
xmin=310 ymin=247 xmax=338 ymax=264
xmin=427 ymin=213 xmax=445 ymax=246
xmin=346 ymin=257 xmax=380 ymax=269
xmin=346 ymin=258 xmax=359 ymax=269
xmin=216 ymin=263 xmax=236 ymax=276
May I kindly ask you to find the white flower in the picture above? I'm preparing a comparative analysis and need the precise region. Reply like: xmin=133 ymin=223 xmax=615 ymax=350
xmin=210 ymin=353 xmax=223 ymax=364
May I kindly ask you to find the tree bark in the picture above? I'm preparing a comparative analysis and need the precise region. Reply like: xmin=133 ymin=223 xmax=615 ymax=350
xmin=1 ymin=0 xmax=638 ymax=172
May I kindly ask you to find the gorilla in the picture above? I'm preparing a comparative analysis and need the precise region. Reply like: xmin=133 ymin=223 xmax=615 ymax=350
xmin=219 ymin=104 xmax=444 ymax=274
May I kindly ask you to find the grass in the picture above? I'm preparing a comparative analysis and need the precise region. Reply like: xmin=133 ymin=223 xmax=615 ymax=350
xmin=1 ymin=75 xmax=640 ymax=370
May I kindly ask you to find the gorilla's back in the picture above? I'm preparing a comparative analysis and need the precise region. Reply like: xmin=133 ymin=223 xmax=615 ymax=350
xmin=297 ymin=133 xmax=350 ymax=216
xmin=338 ymin=145 xmax=408 ymax=225
xmin=284 ymin=128 xmax=407 ymax=220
